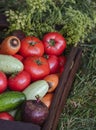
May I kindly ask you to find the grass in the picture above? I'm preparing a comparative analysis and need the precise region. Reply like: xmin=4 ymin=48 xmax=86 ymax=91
xmin=57 ymin=43 xmax=96 ymax=130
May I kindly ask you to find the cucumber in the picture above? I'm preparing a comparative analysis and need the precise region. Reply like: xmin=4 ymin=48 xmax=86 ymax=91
xmin=0 ymin=54 xmax=24 ymax=74
xmin=0 ymin=91 xmax=26 ymax=112
xmin=23 ymin=80 xmax=49 ymax=100
xmin=15 ymin=108 xmax=22 ymax=121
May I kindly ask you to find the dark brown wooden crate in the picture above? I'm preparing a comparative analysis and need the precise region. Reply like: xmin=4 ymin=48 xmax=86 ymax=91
xmin=0 ymin=14 xmax=82 ymax=130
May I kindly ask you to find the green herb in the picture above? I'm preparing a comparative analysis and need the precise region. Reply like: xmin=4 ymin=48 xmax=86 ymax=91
xmin=1 ymin=0 xmax=96 ymax=45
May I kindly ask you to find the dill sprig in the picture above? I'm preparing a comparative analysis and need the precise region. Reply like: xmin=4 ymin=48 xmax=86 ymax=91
xmin=0 ymin=0 xmax=96 ymax=44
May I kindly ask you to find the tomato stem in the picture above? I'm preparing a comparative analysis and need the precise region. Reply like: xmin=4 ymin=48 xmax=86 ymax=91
xmin=35 ymin=59 xmax=42 ymax=65
xmin=30 ymin=41 xmax=37 ymax=46
xmin=49 ymin=39 xmax=55 ymax=46
xmin=43 ymin=54 xmax=49 ymax=59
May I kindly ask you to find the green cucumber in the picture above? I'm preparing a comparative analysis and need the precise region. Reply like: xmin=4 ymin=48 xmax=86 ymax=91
xmin=23 ymin=80 xmax=49 ymax=100
xmin=0 ymin=54 xmax=24 ymax=74
xmin=0 ymin=91 xmax=26 ymax=112
xmin=15 ymin=108 xmax=22 ymax=121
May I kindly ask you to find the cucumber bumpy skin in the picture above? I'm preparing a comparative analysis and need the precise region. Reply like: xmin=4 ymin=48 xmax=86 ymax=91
xmin=0 ymin=91 xmax=26 ymax=112
xmin=0 ymin=54 xmax=24 ymax=74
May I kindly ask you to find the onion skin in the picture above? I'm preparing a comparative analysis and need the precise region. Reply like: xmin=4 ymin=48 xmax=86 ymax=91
xmin=21 ymin=100 xmax=49 ymax=125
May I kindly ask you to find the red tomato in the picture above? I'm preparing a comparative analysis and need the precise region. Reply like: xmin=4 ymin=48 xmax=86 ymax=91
xmin=58 ymin=55 xmax=66 ymax=67
xmin=0 ymin=71 xmax=7 ymax=93
xmin=44 ymin=55 xmax=59 ymax=74
xmin=58 ymin=55 xmax=66 ymax=73
xmin=59 ymin=66 xmax=65 ymax=73
xmin=43 ymin=32 xmax=66 ymax=56
xmin=0 ymin=112 xmax=14 ymax=121
xmin=19 ymin=36 xmax=44 ymax=57
xmin=23 ymin=56 xmax=50 ymax=81
xmin=8 ymin=70 xmax=31 ymax=91
xmin=13 ymin=54 xmax=24 ymax=61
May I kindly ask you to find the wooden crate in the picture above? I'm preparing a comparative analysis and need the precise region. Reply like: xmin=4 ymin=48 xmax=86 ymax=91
xmin=0 ymin=14 xmax=82 ymax=130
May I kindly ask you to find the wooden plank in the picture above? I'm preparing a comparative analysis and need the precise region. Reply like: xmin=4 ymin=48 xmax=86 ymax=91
xmin=42 ymin=46 xmax=82 ymax=130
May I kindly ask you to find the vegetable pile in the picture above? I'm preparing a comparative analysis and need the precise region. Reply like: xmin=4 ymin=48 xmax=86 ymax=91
xmin=0 ymin=0 xmax=96 ymax=128
xmin=0 ymin=32 xmax=67 ymax=125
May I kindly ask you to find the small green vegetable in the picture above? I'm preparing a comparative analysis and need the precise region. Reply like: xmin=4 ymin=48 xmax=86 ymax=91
xmin=23 ymin=80 xmax=49 ymax=100
xmin=0 ymin=54 xmax=24 ymax=74
xmin=0 ymin=91 xmax=26 ymax=112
